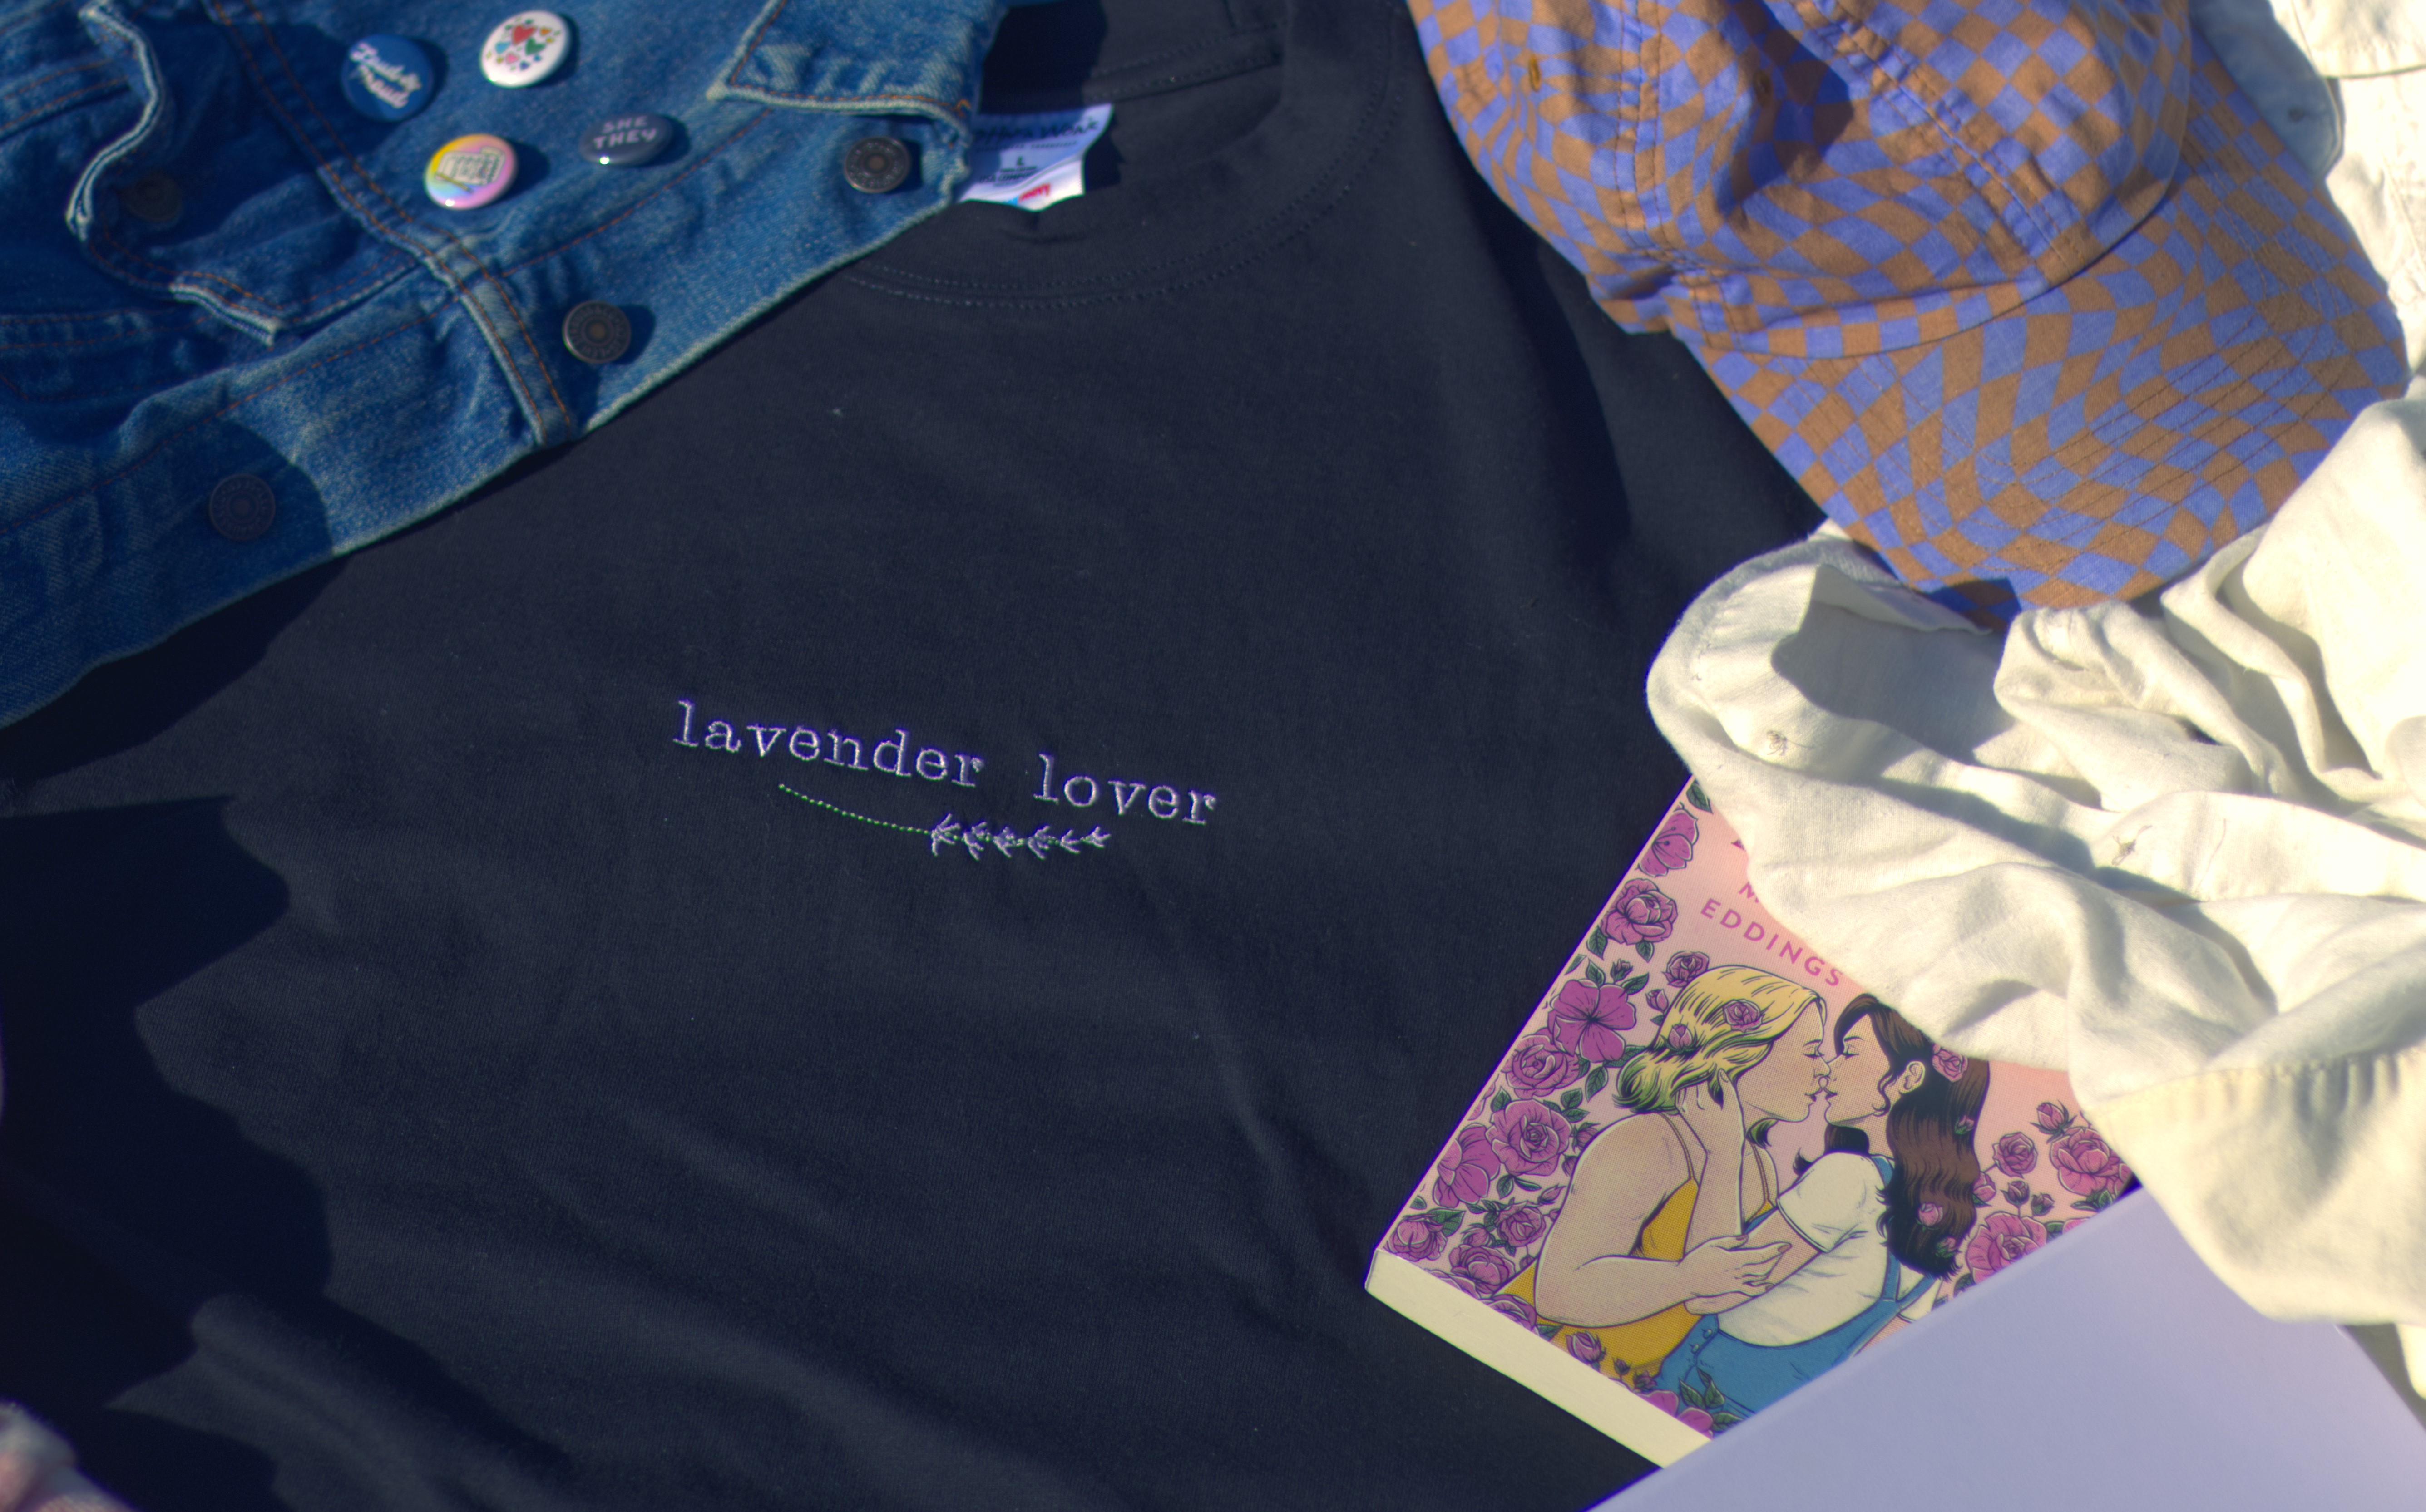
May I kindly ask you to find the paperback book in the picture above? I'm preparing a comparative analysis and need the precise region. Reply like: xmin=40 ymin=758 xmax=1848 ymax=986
xmin=1366 ymin=782 xmax=2130 ymax=1463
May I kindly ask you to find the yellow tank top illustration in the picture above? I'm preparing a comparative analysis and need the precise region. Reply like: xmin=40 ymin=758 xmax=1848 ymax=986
xmin=1498 ymin=1118 xmax=1773 ymax=1386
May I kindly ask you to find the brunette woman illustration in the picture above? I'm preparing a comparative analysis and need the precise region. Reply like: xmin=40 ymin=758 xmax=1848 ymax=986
xmin=1649 ymin=995 xmax=1989 ymax=1418
xmin=1501 ymin=965 xmax=1828 ymax=1385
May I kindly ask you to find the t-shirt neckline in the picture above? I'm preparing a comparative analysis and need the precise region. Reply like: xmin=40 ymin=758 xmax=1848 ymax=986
xmin=846 ymin=0 xmax=1404 ymax=306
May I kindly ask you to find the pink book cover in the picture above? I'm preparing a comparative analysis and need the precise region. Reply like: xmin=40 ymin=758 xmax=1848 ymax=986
xmin=1364 ymin=782 xmax=2131 ymax=1463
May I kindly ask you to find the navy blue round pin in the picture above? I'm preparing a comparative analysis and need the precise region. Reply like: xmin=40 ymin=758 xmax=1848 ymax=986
xmin=341 ymin=34 xmax=435 ymax=122
xmin=581 ymin=113 xmax=674 ymax=167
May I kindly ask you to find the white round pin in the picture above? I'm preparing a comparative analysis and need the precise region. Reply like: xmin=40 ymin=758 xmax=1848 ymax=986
xmin=479 ymin=10 xmax=571 ymax=88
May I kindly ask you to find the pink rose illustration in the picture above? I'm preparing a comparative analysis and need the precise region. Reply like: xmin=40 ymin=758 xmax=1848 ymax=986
xmin=2050 ymin=1128 xmax=2131 ymax=1200
xmin=1505 ymin=1034 xmax=1585 ymax=1099
xmin=1971 ymin=1172 xmax=1998 ymax=1204
xmin=1491 ymin=1099 xmax=1570 ymax=1178
xmin=1562 ymin=1124 xmax=1602 ymax=1174
xmin=1566 ymin=1331 xmax=1605 ymax=1366
xmin=1386 ymin=1216 xmax=1446 ymax=1262
xmin=2030 ymin=1192 xmax=2055 ymax=1217
xmin=1433 ymin=1125 xmax=1502 ymax=1207
xmin=1496 ymin=1205 xmax=1549 ymax=1248
xmin=1962 ymin=1211 xmax=2046 ymax=1278
xmin=1550 ymin=979 xmax=1634 ymax=1062
xmin=1662 ymin=951 xmax=1710 ymax=990
xmin=1644 ymin=988 xmax=1669 ymax=1018
xmin=2034 ymin=1101 xmax=2070 ymax=1134
xmin=1644 ymin=1391 xmax=1714 ymax=1433
xmin=1603 ymin=879 xmax=1679 ymax=945
xmin=1449 ymin=1243 xmax=1518 ymax=1295
xmin=1666 ymin=1020 xmax=1692 ymax=1051
xmin=1486 ymin=1294 xmax=1538 ymax=1329
xmin=1720 ymin=998 xmax=1762 ymax=1031
xmin=1637 ymin=808 xmax=1701 ymax=877
xmin=2003 ymin=1180 xmax=2030 ymax=1207
xmin=1916 ymin=1201 xmax=1946 ymax=1226
xmin=1990 ymin=1131 xmax=2038 ymax=1178
xmin=1931 ymin=1046 xmax=1969 ymax=1081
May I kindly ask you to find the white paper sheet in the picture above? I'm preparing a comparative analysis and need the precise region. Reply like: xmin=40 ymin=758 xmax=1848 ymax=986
xmin=1596 ymin=1194 xmax=2426 ymax=1510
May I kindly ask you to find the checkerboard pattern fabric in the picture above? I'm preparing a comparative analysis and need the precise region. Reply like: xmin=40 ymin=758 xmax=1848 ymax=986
xmin=1410 ymin=0 xmax=2407 ymax=613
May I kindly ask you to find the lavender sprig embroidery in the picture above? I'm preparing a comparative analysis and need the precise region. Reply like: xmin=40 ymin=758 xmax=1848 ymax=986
xmin=929 ymin=814 xmax=1110 ymax=861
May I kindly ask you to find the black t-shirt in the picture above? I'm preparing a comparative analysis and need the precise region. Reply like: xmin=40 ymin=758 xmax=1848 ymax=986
xmin=0 ymin=1 xmax=1821 ymax=1506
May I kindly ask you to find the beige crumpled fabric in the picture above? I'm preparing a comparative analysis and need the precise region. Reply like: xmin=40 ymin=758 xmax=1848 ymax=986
xmin=1646 ymin=390 xmax=2426 ymax=1382
xmin=0 ymin=1404 xmax=132 ymax=1512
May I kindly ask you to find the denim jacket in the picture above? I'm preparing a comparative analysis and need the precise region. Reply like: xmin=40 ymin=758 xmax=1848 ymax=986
xmin=0 ymin=0 xmax=1002 ymax=729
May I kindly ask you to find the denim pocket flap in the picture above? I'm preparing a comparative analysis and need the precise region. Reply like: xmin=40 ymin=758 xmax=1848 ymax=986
xmin=56 ymin=1 xmax=413 ymax=341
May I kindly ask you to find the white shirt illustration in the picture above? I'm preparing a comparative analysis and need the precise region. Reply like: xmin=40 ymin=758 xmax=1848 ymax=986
xmin=1716 ymin=1152 xmax=1935 ymax=1347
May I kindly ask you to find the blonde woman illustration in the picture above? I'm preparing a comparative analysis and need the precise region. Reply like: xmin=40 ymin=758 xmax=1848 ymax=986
xmin=1498 ymin=965 xmax=1827 ymax=1384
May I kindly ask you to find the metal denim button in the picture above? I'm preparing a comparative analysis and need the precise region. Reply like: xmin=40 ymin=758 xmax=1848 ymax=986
xmin=117 ymin=171 xmax=182 ymax=225
xmin=843 ymin=136 xmax=911 ymax=194
xmin=207 ymin=475 xmax=277 ymax=542
xmin=562 ymin=301 xmax=631 ymax=364
xmin=341 ymin=34 xmax=435 ymax=121
xmin=480 ymin=10 xmax=571 ymax=87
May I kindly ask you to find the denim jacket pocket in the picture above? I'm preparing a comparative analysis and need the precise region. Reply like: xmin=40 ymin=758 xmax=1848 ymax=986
xmin=49 ymin=0 xmax=414 ymax=341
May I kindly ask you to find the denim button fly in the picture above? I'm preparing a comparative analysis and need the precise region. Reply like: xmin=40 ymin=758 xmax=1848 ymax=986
xmin=207 ymin=476 xmax=277 ymax=542
xmin=117 ymin=172 xmax=182 ymax=224
xmin=844 ymin=137 xmax=911 ymax=193
xmin=563 ymin=302 xmax=633 ymax=364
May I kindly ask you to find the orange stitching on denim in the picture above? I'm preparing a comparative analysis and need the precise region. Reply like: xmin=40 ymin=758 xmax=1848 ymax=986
xmin=0 ymin=315 xmax=206 ymax=351
xmin=76 ymin=5 xmax=390 ymax=318
xmin=721 ymin=0 xmax=960 ymax=114
xmin=0 ymin=75 xmax=125 ymax=137
xmin=230 ymin=0 xmax=573 ymax=431
xmin=93 ymin=224 xmax=397 ymax=315
xmin=204 ymin=0 xmax=489 ymax=364
xmin=194 ymin=1 xmax=546 ymax=432
xmin=722 ymin=87 xmax=958 ymax=109
xmin=474 ymin=263 xmax=571 ymax=428
xmin=93 ymin=226 xmax=286 ymax=306
xmin=0 ymin=364 xmax=232 ymax=404
xmin=732 ymin=0 xmax=796 ymax=70
xmin=211 ymin=0 xmax=566 ymax=435
xmin=0 ymin=304 xmax=446 ymax=541
xmin=0 ymin=307 xmax=199 ymax=324
xmin=0 ymin=55 xmax=114 ymax=108
xmin=496 ymin=111 xmax=770 ymax=277
xmin=0 ymin=4 xmax=51 ymax=41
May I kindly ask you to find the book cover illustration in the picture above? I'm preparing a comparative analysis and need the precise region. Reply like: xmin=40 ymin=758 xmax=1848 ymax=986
xmin=1366 ymin=783 xmax=2132 ymax=1463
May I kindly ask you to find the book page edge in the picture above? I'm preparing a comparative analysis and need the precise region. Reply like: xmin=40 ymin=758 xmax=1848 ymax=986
xmin=1364 ymin=1250 xmax=1708 ymax=1467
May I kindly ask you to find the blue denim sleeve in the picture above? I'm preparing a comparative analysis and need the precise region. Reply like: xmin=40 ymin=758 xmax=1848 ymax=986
xmin=0 ymin=0 xmax=1003 ymax=728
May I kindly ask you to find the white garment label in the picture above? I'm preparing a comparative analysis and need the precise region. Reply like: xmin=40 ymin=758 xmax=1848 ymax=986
xmin=957 ymin=104 xmax=1111 ymax=212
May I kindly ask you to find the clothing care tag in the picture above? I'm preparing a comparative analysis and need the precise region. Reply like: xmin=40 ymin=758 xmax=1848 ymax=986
xmin=958 ymin=104 xmax=1111 ymax=212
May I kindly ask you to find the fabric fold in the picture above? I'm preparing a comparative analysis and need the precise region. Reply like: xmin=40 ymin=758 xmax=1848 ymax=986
xmin=0 ymin=1404 xmax=133 ymax=1512
xmin=1647 ymin=391 xmax=2426 ymax=1348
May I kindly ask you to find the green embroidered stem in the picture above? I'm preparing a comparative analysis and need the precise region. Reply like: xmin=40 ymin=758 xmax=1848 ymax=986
xmin=777 ymin=785 xmax=932 ymax=837
xmin=780 ymin=785 xmax=1111 ymax=862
